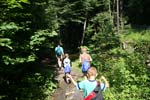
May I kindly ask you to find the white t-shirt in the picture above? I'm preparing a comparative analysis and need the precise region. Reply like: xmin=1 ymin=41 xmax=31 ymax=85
xmin=63 ymin=58 xmax=71 ymax=67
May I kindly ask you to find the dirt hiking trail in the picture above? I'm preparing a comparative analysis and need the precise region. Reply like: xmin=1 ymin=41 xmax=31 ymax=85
xmin=51 ymin=54 xmax=84 ymax=100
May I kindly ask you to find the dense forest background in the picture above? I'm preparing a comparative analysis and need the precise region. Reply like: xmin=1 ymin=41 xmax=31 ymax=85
xmin=0 ymin=0 xmax=150 ymax=100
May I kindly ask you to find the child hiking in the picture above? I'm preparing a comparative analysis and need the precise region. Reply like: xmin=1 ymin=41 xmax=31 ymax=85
xmin=63 ymin=53 xmax=72 ymax=84
xmin=79 ymin=47 xmax=92 ymax=79
xmin=55 ymin=44 xmax=64 ymax=69
xmin=66 ymin=67 xmax=109 ymax=100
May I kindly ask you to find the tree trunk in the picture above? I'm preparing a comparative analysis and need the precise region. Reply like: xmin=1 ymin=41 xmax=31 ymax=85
xmin=80 ymin=15 xmax=87 ymax=46
xmin=108 ymin=0 xmax=113 ymax=26
xmin=120 ymin=0 xmax=123 ymax=31
xmin=112 ymin=0 xmax=116 ymax=26
xmin=116 ymin=0 xmax=120 ymax=34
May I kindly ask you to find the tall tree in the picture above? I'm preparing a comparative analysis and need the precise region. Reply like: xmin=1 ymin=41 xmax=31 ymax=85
xmin=116 ymin=0 xmax=120 ymax=33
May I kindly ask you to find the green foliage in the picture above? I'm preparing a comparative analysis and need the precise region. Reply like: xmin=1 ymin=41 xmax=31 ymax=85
xmin=80 ymin=0 xmax=114 ymax=47
xmin=21 ymin=71 xmax=57 ymax=100
xmin=0 ymin=0 xmax=59 ymax=99
xmin=30 ymin=30 xmax=57 ymax=51
xmin=2 ymin=54 xmax=36 ymax=65
xmin=0 ymin=22 xmax=23 ymax=50
xmin=0 ymin=22 xmax=22 ymax=36
xmin=0 ymin=38 xmax=12 ymax=49
xmin=121 ymin=30 xmax=150 ymax=42
xmin=91 ymin=29 xmax=150 ymax=100
xmin=0 ymin=62 xmax=58 ymax=100
xmin=91 ymin=11 xmax=113 ymax=32
xmin=6 ymin=0 xmax=30 ymax=9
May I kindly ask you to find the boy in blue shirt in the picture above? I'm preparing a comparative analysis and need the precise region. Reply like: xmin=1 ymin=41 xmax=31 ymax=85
xmin=55 ymin=45 xmax=64 ymax=69
xmin=67 ymin=67 xmax=109 ymax=98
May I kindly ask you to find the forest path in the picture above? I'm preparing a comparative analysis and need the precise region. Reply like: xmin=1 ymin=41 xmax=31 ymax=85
xmin=51 ymin=54 xmax=84 ymax=100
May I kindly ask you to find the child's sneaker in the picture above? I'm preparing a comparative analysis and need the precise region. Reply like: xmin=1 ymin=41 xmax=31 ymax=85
xmin=66 ymin=78 xmax=71 ymax=84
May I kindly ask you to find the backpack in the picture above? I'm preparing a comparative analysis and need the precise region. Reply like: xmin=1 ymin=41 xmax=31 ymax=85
xmin=83 ymin=81 xmax=104 ymax=100
xmin=56 ymin=47 xmax=62 ymax=56
xmin=82 ymin=60 xmax=90 ymax=72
